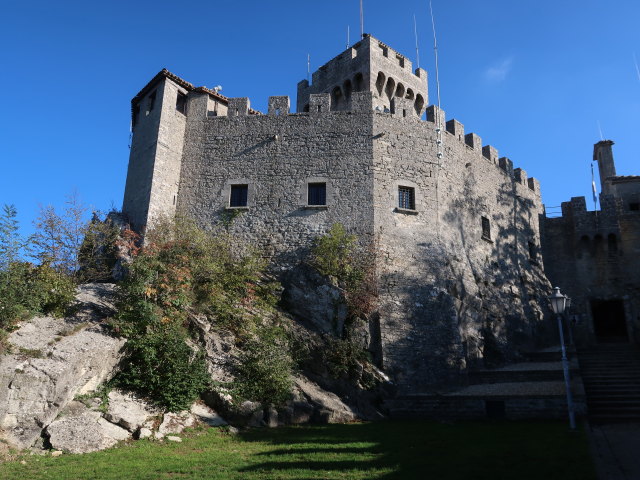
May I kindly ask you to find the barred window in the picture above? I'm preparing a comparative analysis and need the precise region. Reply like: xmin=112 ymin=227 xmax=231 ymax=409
xmin=308 ymin=183 xmax=326 ymax=206
xmin=229 ymin=185 xmax=248 ymax=207
xmin=481 ymin=216 xmax=491 ymax=240
xmin=398 ymin=186 xmax=415 ymax=210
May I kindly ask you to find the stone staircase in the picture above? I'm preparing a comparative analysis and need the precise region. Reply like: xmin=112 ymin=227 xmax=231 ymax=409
xmin=389 ymin=347 xmax=587 ymax=420
xmin=578 ymin=343 xmax=640 ymax=423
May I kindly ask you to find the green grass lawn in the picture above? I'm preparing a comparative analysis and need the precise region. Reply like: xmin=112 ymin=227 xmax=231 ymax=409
xmin=0 ymin=420 xmax=597 ymax=480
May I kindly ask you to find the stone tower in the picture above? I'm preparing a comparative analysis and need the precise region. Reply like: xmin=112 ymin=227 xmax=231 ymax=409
xmin=122 ymin=70 xmax=229 ymax=232
xmin=297 ymin=34 xmax=428 ymax=114
xmin=594 ymin=140 xmax=616 ymax=196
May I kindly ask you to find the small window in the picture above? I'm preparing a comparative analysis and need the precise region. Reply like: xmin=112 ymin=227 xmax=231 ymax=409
xmin=630 ymin=202 xmax=640 ymax=211
xmin=147 ymin=90 xmax=157 ymax=113
xmin=528 ymin=241 xmax=537 ymax=261
xmin=398 ymin=186 xmax=415 ymax=210
xmin=308 ymin=183 xmax=326 ymax=206
xmin=229 ymin=185 xmax=248 ymax=207
xmin=176 ymin=92 xmax=187 ymax=115
xmin=481 ymin=216 xmax=491 ymax=240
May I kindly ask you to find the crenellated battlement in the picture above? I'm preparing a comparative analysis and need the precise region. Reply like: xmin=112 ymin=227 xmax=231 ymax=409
xmin=296 ymin=34 xmax=427 ymax=116
xmin=197 ymin=92 xmax=539 ymax=195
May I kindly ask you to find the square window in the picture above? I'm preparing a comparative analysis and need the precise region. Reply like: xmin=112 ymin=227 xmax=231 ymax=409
xmin=398 ymin=186 xmax=415 ymax=210
xmin=229 ymin=184 xmax=248 ymax=207
xmin=176 ymin=92 xmax=187 ymax=115
xmin=481 ymin=216 xmax=491 ymax=240
xmin=308 ymin=183 xmax=326 ymax=206
xmin=630 ymin=202 xmax=640 ymax=211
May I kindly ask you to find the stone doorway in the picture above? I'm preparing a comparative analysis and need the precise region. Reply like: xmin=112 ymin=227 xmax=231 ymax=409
xmin=591 ymin=299 xmax=628 ymax=342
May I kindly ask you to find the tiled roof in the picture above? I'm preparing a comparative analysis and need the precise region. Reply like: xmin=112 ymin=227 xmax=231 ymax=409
xmin=131 ymin=69 xmax=261 ymax=118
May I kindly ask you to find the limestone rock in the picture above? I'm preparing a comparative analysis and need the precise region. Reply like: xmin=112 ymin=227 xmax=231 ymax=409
xmin=190 ymin=403 xmax=227 ymax=427
xmin=266 ymin=406 xmax=278 ymax=428
xmin=155 ymin=411 xmax=196 ymax=438
xmin=46 ymin=409 xmax=130 ymax=454
xmin=0 ymin=286 xmax=126 ymax=449
xmin=281 ymin=264 xmax=348 ymax=335
xmin=105 ymin=390 xmax=158 ymax=432
xmin=166 ymin=436 xmax=182 ymax=442
xmin=294 ymin=376 xmax=356 ymax=423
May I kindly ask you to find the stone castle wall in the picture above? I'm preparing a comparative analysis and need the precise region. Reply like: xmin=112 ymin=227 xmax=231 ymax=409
xmin=177 ymin=93 xmax=377 ymax=262
xmin=169 ymin=88 xmax=553 ymax=393
xmin=122 ymin=37 xmax=558 ymax=394
xmin=370 ymin=107 xmax=551 ymax=392
xmin=543 ymin=194 xmax=640 ymax=345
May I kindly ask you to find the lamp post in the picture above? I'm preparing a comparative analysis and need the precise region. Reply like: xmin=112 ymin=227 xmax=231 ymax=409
xmin=565 ymin=297 xmax=575 ymax=346
xmin=549 ymin=287 xmax=576 ymax=430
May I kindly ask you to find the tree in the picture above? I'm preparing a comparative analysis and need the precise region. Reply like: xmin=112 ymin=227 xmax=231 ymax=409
xmin=0 ymin=204 xmax=22 ymax=270
xmin=30 ymin=192 xmax=88 ymax=275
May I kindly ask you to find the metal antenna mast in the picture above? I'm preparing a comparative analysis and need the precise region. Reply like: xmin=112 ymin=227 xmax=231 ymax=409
xmin=430 ymin=0 xmax=443 ymax=161
xmin=347 ymin=25 xmax=350 ymax=49
xmin=591 ymin=162 xmax=598 ymax=211
xmin=307 ymin=54 xmax=310 ymax=83
xmin=597 ymin=120 xmax=604 ymax=141
xmin=414 ymin=14 xmax=420 ymax=69
xmin=360 ymin=0 xmax=364 ymax=38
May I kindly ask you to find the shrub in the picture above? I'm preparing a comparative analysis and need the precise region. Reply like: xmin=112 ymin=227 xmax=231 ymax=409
xmin=116 ymin=326 xmax=211 ymax=412
xmin=114 ymin=217 xmax=284 ymax=410
xmin=310 ymin=223 xmax=377 ymax=319
xmin=233 ymin=327 xmax=294 ymax=406
xmin=0 ymin=262 xmax=76 ymax=331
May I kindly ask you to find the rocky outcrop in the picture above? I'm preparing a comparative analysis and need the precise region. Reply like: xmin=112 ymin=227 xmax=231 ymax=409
xmin=0 ymin=284 xmax=125 ymax=449
xmin=46 ymin=403 xmax=131 ymax=454
xmin=104 ymin=390 xmax=159 ymax=433
xmin=292 ymin=376 xmax=357 ymax=423
xmin=281 ymin=264 xmax=348 ymax=335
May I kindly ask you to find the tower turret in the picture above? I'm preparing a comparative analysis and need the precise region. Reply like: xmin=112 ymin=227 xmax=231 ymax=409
xmin=593 ymin=140 xmax=616 ymax=195
xmin=297 ymin=34 xmax=427 ymax=116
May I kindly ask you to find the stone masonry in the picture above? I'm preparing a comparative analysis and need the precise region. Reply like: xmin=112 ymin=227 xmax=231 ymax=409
xmin=542 ymin=140 xmax=640 ymax=347
xmin=122 ymin=34 xmax=555 ymax=396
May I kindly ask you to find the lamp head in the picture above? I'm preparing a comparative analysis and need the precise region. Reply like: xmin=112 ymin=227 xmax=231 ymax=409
xmin=549 ymin=287 xmax=567 ymax=315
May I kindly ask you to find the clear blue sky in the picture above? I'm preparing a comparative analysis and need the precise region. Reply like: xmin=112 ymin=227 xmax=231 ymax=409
xmin=1 ymin=0 xmax=639 ymax=237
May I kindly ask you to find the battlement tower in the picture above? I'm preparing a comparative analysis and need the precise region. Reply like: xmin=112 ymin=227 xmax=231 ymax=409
xmin=297 ymin=34 xmax=427 ymax=115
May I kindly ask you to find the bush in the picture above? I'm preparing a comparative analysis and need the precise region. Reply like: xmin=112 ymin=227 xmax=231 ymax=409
xmin=0 ymin=262 xmax=76 ymax=331
xmin=116 ymin=327 xmax=211 ymax=412
xmin=114 ymin=217 xmax=284 ymax=410
xmin=310 ymin=223 xmax=377 ymax=319
xmin=233 ymin=327 xmax=294 ymax=406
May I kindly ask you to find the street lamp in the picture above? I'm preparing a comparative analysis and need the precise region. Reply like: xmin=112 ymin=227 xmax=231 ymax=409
xmin=549 ymin=287 xmax=576 ymax=430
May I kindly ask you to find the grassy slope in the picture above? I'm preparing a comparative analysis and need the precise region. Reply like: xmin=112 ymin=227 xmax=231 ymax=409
xmin=0 ymin=421 xmax=597 ymax=480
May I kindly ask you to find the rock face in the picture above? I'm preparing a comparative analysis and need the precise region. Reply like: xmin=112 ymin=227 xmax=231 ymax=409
xmin=104 ymin=390 xmax=159 ymax=433
xmin=293 ymin=376 xmax=357 ymax=423
xmin=155 ymin=411 xmax=196 ymax=439
xmin=281 ymin=264 xmax=348 ymax=335
xmin=0 ymin=284 xmax=126 ymax=449
xmin=47 ymin=407 xmax=130 ymax=454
